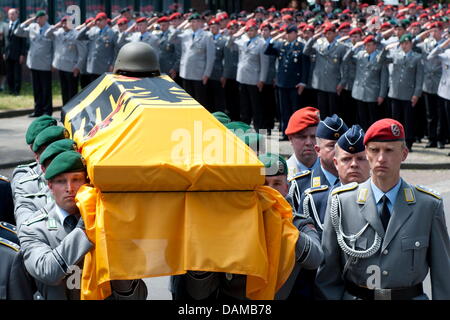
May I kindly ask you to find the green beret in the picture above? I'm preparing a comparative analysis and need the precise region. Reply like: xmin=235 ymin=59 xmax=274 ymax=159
xmin=32 ymin=126 xmax=70 ymax=152
xmin=44 ymin=150 xmax=87 ymax=180
xmin=212 ymin=111 xmax=231 ymax=124
xmin=224 ymin=121 xmax=251 ymax=134
xmin=25 ymin=115 xmax=58 ymax=145
xmin=399 ymin=33 xmax=413 ymax=43
xmin=333 ymin=9 xmax=342 ymax=14
xmin=258 ymin=153 xmax=288 ymax=176
xmin=35 ymin=10 xmax=46 ymax=18
xmin=189 ymin=13 xmax=202 ymax=21
xmin=39 ymin=139 xmax=78 ymax=166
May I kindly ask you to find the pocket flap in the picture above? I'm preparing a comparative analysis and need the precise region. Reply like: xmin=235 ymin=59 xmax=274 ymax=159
xmin=401 ymin=236 xmax=429 ymax=250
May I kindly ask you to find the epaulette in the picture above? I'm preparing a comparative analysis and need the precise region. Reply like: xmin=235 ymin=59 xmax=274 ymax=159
xmin=305 ymin=185 xmax=329 ymax=194
xmin=331 ymin=182 xmax=358 ymax=195
xmin=288 ymin=170 xmax=311 ymax=182
xmin=18 ymin=174 xmax=40 ymax=184
xmin=0 ymin=236 xmax=20 ymax=252
xmin=0 ymin=174 xmax=10 ymax=182
xmin=16 ymin=162 xmax=36 ymax=169
xmin=22 ymin=192 xmax=49 ymax=199
xmin=0 ymin=221 xmax=17 ymax=234
xmin=23 ymin=211 xmax=48 ymax=226
xmin=415 ymin=185 xmax=442 ymax=200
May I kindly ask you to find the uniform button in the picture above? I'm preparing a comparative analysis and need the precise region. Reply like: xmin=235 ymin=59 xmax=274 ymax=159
xmin=383 ymin=249 xmax=388 ymax=255
xmin=415 ymin=241 xmax=420 ymax=247
xmin=382 ymin=270 xmax=388 ymax=276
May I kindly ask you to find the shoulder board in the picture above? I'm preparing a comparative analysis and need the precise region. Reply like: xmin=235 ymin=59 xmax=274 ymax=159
xmin=23 ymin=192 xmax=49 ymax=199
xmin=16 ymin=162 xmax=36 ymax=169
xmin=0 ymin=174 xmax=10 ymax=182
xmin=0 ymin=221 xmax=17 ymax=234
xmin=305 ymin=185 xmax=329 ymax=194
xmin=23 ymin=211 xmax=48 ymax=226
xmin=415 ymin=185 xmax=442 ymax=200
xmin=0 ymin=237 xmax=19 ymax=252
xmin=289 ymin=170 xmax=311 ymax=182
xmin=18 ymin=174 xmax=40 ymax=184
xmin=331 ymin=182 xmax=358 ymax=195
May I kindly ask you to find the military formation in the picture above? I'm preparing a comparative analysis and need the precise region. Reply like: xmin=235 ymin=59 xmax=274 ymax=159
xmin=1 ymin=1 xmax=450 ymax=301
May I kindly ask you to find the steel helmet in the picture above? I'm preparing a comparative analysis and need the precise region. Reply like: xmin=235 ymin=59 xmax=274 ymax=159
xmin=113 ymin=42 xmax=160 ymax=75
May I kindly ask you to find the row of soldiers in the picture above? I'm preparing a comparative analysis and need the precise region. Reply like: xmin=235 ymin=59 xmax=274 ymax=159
xmin=1 ymin=44 xmax=450 ymax=298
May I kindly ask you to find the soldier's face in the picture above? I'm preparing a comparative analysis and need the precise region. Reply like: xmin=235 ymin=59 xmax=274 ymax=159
xmin=288 ymin=126 xmax=318 ymax=166
xmin=8 ymin=9 xmax=18 ymax=21
xmin=334 ymin=148 xmax=370 ymax=185
xmin=350 ymin=34 xmax=361 ymax=44
xmin=118 ymin=22 xmax=127 ymax=32
xmin=160 ymin=21 xmax=170 ymax=32
xmin=314 ymin=138 xmax=337 ymax=173
xmin=264 ymin=175 xmax=289 ymax=197
xmin=48 ymin=171 xmax=88 ymax=215
xmin=400 ymin=40 xmax=412 ymax=52
xmin=210 ymin=24 xmax=220 ymax=34
xmin=432 ymin=28 xmax=442 ymax=40
xmin=286 ymin=31 xmax=298 ymax=42
xmin=395 ymin=27 xmax=405 ymax=38
xmin=365 ymin=141 xmax=408 ymax=180
xmin=303 ymin=30 xmax=314 ymax=40
xmin=325 ymin=31 xmax=336 ymax=43
xmin=365 ymin=41 xmax=376 ymax=54
xmin=246 ymin=28 xmax=258 ymax=38
xmin=96 ymin=18 xmax=107 ymax=29
xmin=261 ymin=27 xmax=271 ymax=38
xmin=137 ymin=22 xmax=147 ymax=33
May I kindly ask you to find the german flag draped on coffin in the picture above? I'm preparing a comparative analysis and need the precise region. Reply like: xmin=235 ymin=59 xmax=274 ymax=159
xmin=61 ymin=73 xmax=299 ymax=300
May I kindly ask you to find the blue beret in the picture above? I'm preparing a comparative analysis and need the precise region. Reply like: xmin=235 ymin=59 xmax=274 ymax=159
xmin=316 ymin=114 xmax=348 ymax=140
xmin=337 ymin=125 xmax=365 ymax=154
xmin=286 ymin=24 xmax=298 ymax=33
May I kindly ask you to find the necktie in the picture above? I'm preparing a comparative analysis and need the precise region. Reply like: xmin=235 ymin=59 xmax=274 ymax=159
xmin=380 ymin=195 xmax=391 ymax=231
xmin=247 ymin=40 xmax=251 ymax=47
xmin=64 ymin=215 xmax=78 ymax=233
xmin=192 ymin=33 xmax=195 ymax=40
xmin=140 ymin=34 xmax=143 ymax=41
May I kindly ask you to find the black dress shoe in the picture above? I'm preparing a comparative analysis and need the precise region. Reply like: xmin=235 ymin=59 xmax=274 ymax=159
xmin=28 ymin=112 xmax=43 ymax=118
xmin=425 ymin=141 xmax=437 ymax=148
xmin=437 ymin=141 xmax=445 ymax=149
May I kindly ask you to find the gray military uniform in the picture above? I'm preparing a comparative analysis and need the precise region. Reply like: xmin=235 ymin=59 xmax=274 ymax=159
xmin=15 ymin=184 xmax=52 ymax=231
xmin=303 ymin=37 xmax=347 ymax=93
xmin=234 ymin=34 xmax=269 ymax=86
xmin=117 ymin=31 xmax=160 ymax=52
xmin=417 ymin=38 xmax=444 ymax=95
xmin=343 ymin=48 xmax=389 ymax=103
xmin=76 ymin=25 xmax=118 ymax=75
xmin=428 ymin=46 xmax=450 ymax=101
xmin=11 ymin=162 xmax=42 ymax=195
xmin=175 ymin=28 xmax=215 ymax=81
xmin=316 ymin=180 xmax=450 ymax=300
xmin=156 ymin=29 xmax=181 ymax=75
xmin=14 ymin=22 xmax=53 ymax=71
xmin=44 ymin=26 xmax=87 ymax=73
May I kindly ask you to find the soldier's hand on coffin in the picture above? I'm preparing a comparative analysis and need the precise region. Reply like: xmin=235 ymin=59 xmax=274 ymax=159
xmin=220 ymin=77 xmax=227 ymax=88
xmin=108 ymin=65 xmax=114 ymax=72
xmin=202 ymin=76 xmax=209 ymax=85
xmin=19 ymin=55 xmax=25 ymax=64
xmin=411 ymin=96 xmax=419 ymax=107
xmin=336 ymin=84 xmax=344 ymax=96
xmin=377 ymin=97 xmax=384 ymax=105
xmin=296 ymin=83 xmax=305 ymax=95
xmin=169 ymin=69 xmax=177 ymax=79
xmin=73 ymin=67 xmax=80 ymax=77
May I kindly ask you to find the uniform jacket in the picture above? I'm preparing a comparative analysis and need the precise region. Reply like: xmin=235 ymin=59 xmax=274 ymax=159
xmin=0 ymin=176 xmax=14 ymax=225
xmin=341 ymin=43 xmax=359 ymax=91
xmin=76 ymin=25 xmax=117 ymax=74
xmin=234 ymin=34 xmax=269 ymax=86
xmin=0 ymin=237 xmax=36 ymax=300
xmin=417 ymin=38 xmax=443 ymax=94
xmin=303 ymin=37 xmax=348 ymax=92
xmin=210 ymin=33 xmax=226 ymax=81
xmin=428 ymin=46 xmax=450 ymax=101
xmin=381 ymin=48 xmax=424 ymax=100
xmin=343 ymin=48 xmax=389 ymax=103
xmin=117 ymin=31 xmax=160 ymax=52
xmin=156 ymin=29 xmax=181 ymax=74
xmin=15 ymin=22 xmax=53 ymax=71
xmin=45 ymin=27 xmax=87 ymax=73
xmin=175 ymin=29 xmax=215 ymax=81
xmin=15 ymin=184 xmax=52 ymax=231
xmin=265 ymin=39 xmax=310 ymax=88
xmin=223 ymin=36 xmax=239 ymax=79
xmin=316 ymin=179 xmax=450 ymax=300
xmin=4 ymin=19 xmax=27 ymax=60
xmin=11 ymin=162 xmax=41 ymax=195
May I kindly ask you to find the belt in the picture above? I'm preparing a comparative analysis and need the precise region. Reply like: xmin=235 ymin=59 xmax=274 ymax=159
xmin=345 ymin=281 xmax=423 ymax=300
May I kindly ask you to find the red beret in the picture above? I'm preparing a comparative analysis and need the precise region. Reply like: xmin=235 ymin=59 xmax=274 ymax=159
xmin=360 ymin=3 xmax=369 ymax=8
xmin=338 ymin=22 xmax=351 ymax=31
xmin=136 ymin=17 xmax=147 ymax=24
xmin=285 ymin=107 xmax=320 ymax=136
xmin=260 ymin=22 xmax=272 ymax=30
xmin=169 ymin=12 xmax=182 ymax=20
xmin=349 ymin=28 xmax=363 ymax=35
xmin=324 ymin=24 xmax=336 ymax=33
xmin=410 ymin=22 xmax=421 ymax=28
xmin=157 ymin=16 xmax=169 ymax=23
xmin=85 ymin=17 xmax=94 ymax=24
xmin=282 ymin=14 xmax=293 ymax=20
xmin=227 ymin=20 xmax=238 ymax=29
xmin=298 ymin=22 xmax=307 ymax=29
xmin=363 ymin=35 xmax=376 ymax=44
xmin=95 ymin=12 xmax=107 ymax=21
xmin=208 ymin=18 xmax=219 ymax=25
xmin=217 ymin=12 xmax=229 ymax=20
xmin=419 ymin=13 xmax=428 ymax=19
xmin=117 ymin=17 xmax=128 ymax=25
xmin=342 ymin=9 xmax=351 ymax=14
xmin=364 ymin=119 xmax=405 ymax=145
xmin=304 ymin=25 xmax=315 ymax=32
xmin=407 ymin=3 xmax=416 ymax=9
xmin=268 ymin=7 xmax=276 ymax=13
xmin=384 ymin=5 xmax=393 ymax=11
xmin=280 ymin=8 xmax=292 ymax=13
xmin=245 ymin=21 xmax=257 ymax=31
xmin=380 ymin=22 xmax=392 ymax=29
